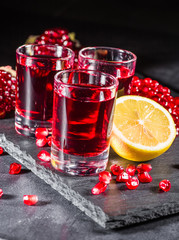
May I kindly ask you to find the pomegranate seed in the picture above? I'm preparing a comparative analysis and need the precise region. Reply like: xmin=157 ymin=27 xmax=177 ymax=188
xmin=126 ymin=177 xmax=139 ymax=190
xmin=91 ymin=182 xmax=107 ymax=195
xmin=138 ymin=171 xmax=152 ymax=183
xmin=132 ymin=76 xmax=140 ymax=81
xmin=136 ymin=163 xmax=152 ymax=173
xmin=35 ymin=128 xmax=49 ymax=138
xmin=0 ymin=188 xmax=3 ymax=198
xmin=116 ymin=172 xmax=131 ymax=182
xmin=36 ymin=136 xmax=47 ymax=147
xmin=159 ymin=179 xmax=171 ymax=192
xmin=110 ymin=164 xmax=124 ymax=175
xmin=37 ymin=150 xmax=51 ymax=162
xmin=174 ymin=96 xmax=179 ymax=105
xmin=47 ymin=136 xmax=52 ymax=146
xmin=0 ymin=146 xmax=3 ymax=155
xmin=23 ymin=195 xmax=38 ymax=205
xmin=9 ymin=163 xmax=22 ymax=174
xmin=99 ymin=171 xmax=112 ymax=184
xmin=126 ymin=164 xmax=136 ymax=176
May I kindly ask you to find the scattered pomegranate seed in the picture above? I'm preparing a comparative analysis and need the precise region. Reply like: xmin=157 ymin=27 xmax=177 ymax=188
xmin=23 ymin=195 xmax=38 ymax=205
xmin=110 ymin=164 xmax=124 ymax=175
xmin=0 ymin=147 xmax=3 ymax=155
xmin=126 ymin=164 xmax=136 ymax=176
xmin=116 ymin=172 xmax=131 ymax=182
xmin=47 ymin=136 xmax=52 ymax=147
xmin=136 ymin=163 xmax=152 ymax=173
xmin=138 ymin=171 xmax=152 ymax=183
xmin=126 ymin=177 xmax=139 ymax=190
xmin=159 ymin=179 xmax=171 ymax=192
xmin=36 ymin=136 xmax=47 ymax=147
xmin=35 ymin=128 xmax=49 ymax=138
xmin=0 ymin=188 xmax=3 ymax=198
xmin=99 ymin=171 xmax=112 ymax=184
xmin=37 ymin=150 xmax=51 ymax=162
xmin=9 ymin=163 xmax=22 ymax=174
xmin=91 ymin=182 xmax=107 ymax=195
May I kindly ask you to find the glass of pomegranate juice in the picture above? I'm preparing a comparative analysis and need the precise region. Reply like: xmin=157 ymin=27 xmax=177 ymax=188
xmin=51 ymin=69 xmax=118 ymax=176
xmin=78 ymin=46 xmax=137 ymax=96
xmin=15 ymin=44 xmax=75 ymax=137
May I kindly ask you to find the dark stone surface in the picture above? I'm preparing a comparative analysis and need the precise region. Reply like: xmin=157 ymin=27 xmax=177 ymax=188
xmin=0 ymin=117 xmax=179 ymax=230
xmin=0 ymin=153 xmax=179 ymax=240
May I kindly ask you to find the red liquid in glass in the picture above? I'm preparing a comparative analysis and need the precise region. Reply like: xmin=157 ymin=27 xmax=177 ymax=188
xmin=80 ymin=64 xmax=133 ymax=95
xmin=52 ymin=85 xmax=115 ymax=157
xmin=16 ymin=61 xmax=58 ymax=122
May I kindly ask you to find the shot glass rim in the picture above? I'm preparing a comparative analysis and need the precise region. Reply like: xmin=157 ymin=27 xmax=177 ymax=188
xmin=79 ymin=46 xmax=137 ymax=64
xmin=54 ymin=69 xmax=119 ymax=90
xmin=16 ymin=43 xmax=75 ymax=61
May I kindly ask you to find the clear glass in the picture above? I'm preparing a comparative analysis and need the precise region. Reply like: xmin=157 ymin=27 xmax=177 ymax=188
xmin=51 ymin=69 xmax=118 ymax=176
xmin=78 ymin=46 xmax=137 ymax=96
xmin=15 ymin=44 xmax=75 ymax=137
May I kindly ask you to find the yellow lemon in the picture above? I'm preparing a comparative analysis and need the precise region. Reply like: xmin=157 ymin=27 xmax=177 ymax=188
xmin=110 ymin=95 xmax=176 ymax=161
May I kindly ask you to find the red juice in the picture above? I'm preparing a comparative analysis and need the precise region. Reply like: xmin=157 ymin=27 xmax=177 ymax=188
xmin=51 ymin=69 xmax=118 ymax=175
xmin=78 ymin=46 xmax=137 ymax=95
xmin=15 ymin=44 xmax=74 ymax=136
xmin=52 ymin=86 xmax=115 ymax=157
xmin=16 ymin=62 xmax=57 ymax=122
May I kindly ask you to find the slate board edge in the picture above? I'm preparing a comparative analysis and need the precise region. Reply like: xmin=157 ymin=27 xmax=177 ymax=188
xmin=0 ymin=134 xmax=108 ymax=229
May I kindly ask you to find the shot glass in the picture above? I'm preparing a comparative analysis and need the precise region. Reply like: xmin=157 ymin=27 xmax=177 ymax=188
xmin=78 ymin=46 xmax=137 ymax=96
xmin=51 ymin=69 xmax=118 ymax=176
xmin=15 ymin=44 xmax=75 ymax=137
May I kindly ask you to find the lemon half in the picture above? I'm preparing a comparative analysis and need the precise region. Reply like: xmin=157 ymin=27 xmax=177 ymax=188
xmin=110 ymin=95 xmax=176 ymax=161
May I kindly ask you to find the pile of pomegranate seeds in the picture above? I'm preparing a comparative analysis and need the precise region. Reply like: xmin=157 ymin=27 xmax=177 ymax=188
xmin=159 ymin=179 xmax=171 ymax=192
xmin=23 ymin=195 xmax=38 ymax=206
xmin=35 ymin=28 xmax=74 ymax=48
xmin=35 ymin=128 xmax=49 ymax=138
xmin=34 ymin=27 xmax=81 ymax=68
xmin=91 ymin=162 xmax=171 ymax=195
xmin=128 ymin=76 xmax=179 ymax=135
xmin=35 ymin=128 xmax=51 ymax=148
xmin=91 ymin=171 xmax=112 ymax=195
xmin=0 ymin=66 xmax=16 ymax=119
xmin=9 ymin=162 xmax=22 ymax=174
xmin=0 ymin=146 xmax=3 ymax=155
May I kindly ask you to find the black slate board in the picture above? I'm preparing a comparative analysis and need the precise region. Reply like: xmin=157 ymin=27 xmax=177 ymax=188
xmin=0 ymin=117 xmax=179 ymax=229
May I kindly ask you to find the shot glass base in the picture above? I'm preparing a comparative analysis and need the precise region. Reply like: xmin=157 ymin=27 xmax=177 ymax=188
xmin=51 ymin=143 xmax=109 ymax=176
xmin=15 ymin=111 xmax=52 ymax=137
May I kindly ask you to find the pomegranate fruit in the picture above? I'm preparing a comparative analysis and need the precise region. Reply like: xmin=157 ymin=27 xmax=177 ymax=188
xmin=128 ymin=76 xmax=179 ymax=135
xmin=0 ymin=66 xmax=16 ymax=119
